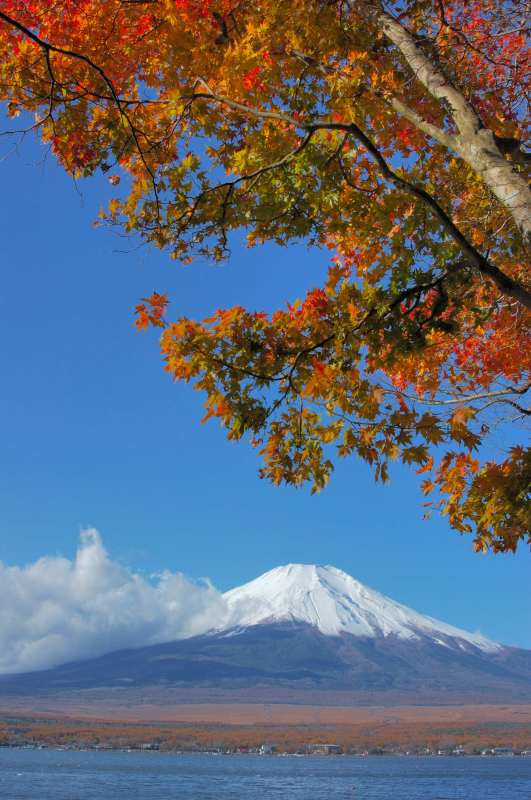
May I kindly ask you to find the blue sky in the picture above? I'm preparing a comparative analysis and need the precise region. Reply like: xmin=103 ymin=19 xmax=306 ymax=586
xmin=1 ymin=131 xmax=529 ymax=651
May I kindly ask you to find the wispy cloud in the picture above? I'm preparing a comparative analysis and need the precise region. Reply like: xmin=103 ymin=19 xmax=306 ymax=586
xmin=0 ymin=530 xmax=228 ymax=675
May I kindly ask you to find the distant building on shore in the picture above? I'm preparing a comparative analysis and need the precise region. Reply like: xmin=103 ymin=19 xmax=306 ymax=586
xmin=308 ymin=743 xmax=343 ymax=755
xmin=259 ymin=744 xmax=277 ymax=755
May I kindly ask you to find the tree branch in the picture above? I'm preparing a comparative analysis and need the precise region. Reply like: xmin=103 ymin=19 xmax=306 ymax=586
xmin=389 ymin=96 xmax=456 ymax=149
xmin=399 ymin=382 xmax=531 ymax=407
xmin=341 ymin=120 xmax=531 ymax=309
xmin=379 ymin=10 xmax=531 ymax=242
xmin=0 ymin=10 xmax=161 ymax=222
xmin=188 ymin=84 xmax=531 ymax=308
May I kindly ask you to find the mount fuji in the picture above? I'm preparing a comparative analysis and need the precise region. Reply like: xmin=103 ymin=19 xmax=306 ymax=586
xmin=221 ymin=564 xmax=499 ymax=652
xmin=1 ymin=564 xmax=529 ymax=706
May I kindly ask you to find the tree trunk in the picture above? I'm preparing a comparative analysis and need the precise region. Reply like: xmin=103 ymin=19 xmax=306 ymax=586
xmin=455 ymin=128 xmax=530 ymax=242
xmin=380 ymin=13 xmax=531 ymax=245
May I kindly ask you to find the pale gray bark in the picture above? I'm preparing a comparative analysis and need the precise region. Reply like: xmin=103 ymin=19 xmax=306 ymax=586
xmin=388 ymin=97 xmax=456 ymax=150
xmin=380 ymin=13 xmax=531 ymax=244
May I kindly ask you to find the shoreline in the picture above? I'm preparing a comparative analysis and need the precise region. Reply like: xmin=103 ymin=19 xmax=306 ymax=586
xmin=1 ymin=704 xmax=530 ymax=756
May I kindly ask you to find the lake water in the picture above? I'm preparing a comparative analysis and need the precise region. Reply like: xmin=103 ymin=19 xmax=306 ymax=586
xmin=0 ymin=749 xmax=530 ymax=799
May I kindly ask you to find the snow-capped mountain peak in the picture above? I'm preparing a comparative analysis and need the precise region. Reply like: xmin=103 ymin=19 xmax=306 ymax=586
xmin=221 ymin=564 xmax=499 ymax=653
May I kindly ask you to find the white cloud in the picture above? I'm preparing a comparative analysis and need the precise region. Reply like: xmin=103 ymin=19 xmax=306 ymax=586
xmin=0 ymin=530 xmax=229 ymax=675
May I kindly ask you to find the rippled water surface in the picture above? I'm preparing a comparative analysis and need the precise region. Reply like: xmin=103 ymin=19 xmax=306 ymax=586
xmin=1 ymin=749 xmax=530 ymax=799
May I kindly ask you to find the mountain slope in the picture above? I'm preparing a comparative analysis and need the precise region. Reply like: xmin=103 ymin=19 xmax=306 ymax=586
xmin=1 ymin=621 xmax=530 ymax=705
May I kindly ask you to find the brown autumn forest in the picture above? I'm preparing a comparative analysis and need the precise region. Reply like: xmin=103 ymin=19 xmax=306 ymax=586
xmin=2 ymin=705 xmax=530 ymax=753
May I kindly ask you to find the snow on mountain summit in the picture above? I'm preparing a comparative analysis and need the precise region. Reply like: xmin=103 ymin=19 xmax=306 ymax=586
xmin=221 ymin=564 xmax=500 ymax=653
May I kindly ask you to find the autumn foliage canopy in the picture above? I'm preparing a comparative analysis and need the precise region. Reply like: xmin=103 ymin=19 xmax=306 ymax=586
xmin=1 ymin=0 xmax=529 ymax=552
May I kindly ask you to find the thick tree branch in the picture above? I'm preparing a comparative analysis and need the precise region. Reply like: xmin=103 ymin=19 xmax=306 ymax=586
xmin=379 ymin=12 xmax=481 ymax=133
xmin=379 ymin=11 xmax=531 ymax=242
xmin=388 ymin=97 xmax=456 ymax=149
